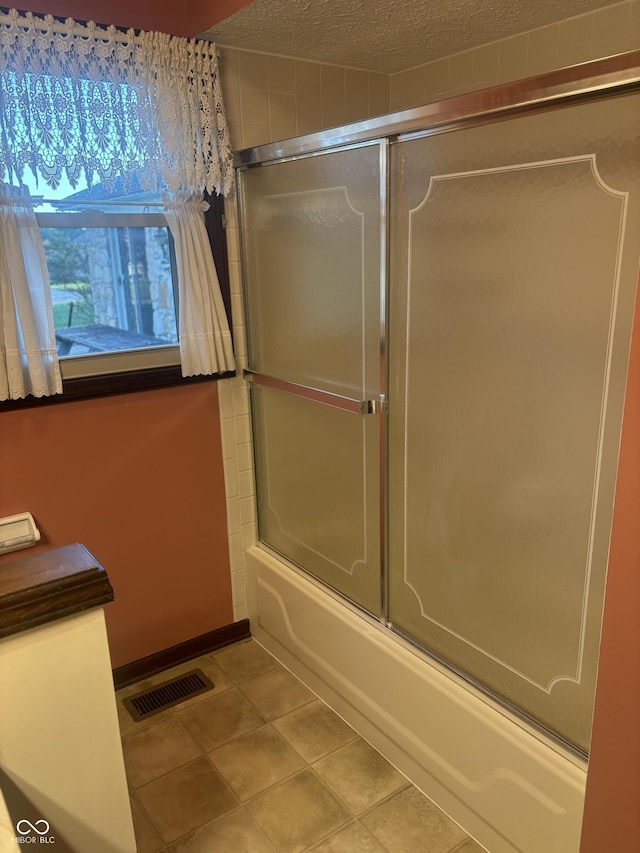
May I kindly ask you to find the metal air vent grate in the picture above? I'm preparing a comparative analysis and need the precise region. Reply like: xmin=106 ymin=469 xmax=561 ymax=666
xmin=123 ymin=669 xmax=214 ymax=721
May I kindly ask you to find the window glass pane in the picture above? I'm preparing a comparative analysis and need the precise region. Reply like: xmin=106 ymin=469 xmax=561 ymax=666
xmin=26 ymin=173 xmax=179 ymax=359
xmin=41 ymin=224 xmax=178 ymax=356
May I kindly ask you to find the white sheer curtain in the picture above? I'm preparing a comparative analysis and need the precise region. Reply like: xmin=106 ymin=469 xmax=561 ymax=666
xmin=0 ymin=9 xmax=233 ymax=196
xmin=0 ymin=184 xmax=62 ymax=400
xmin=164 ymin=193 xmax=235 ymax=377
xmin=0 ymin=8 xmax=235 ymax=395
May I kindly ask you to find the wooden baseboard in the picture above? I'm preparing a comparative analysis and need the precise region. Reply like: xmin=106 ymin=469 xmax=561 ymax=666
xmin=112 ymin=619 xmax=251 ymax=690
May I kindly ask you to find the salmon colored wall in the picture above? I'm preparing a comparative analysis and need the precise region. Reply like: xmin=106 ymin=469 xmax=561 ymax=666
xmin=580 ymin=278 xmax=640 ymax=851
xmin=0 ymin=383 xmax=233 ymax=668
xmin=17 ymin=0 xmax=251 ymax=36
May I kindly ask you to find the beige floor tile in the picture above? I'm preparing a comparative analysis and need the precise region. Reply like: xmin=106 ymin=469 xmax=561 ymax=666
xmin=212 ymin=638 xmax=281 ymax=683
xmin=117 ymin=677 xmax=156 ymax=700
xmin=307 ymin=820 xmax=387 ymax=852
xmin=137 ymin=756 xmax=238 ymax=844
xmin=209 ymin=724 xmax=305 ymax=801
xmin=362 ymin=786 xmax=468 ymax=853
xmin=118 ymin=640 xmax=479 ymax=853
xmin=247 ymin=769 xmax=350 ymax=853
xmin=451 ymin=839 xmax=487 ymax=852
xmin=122 ymin=716 xmax=203 ymax=789
xmin=178 ymin=687 xmax=265 ymax=751
xmin=130 ymin=793 xmax=165 ymax=853
xmin=240 ymin=668 xmax=315 ymax=720
xmin=313 ymin=738 xmax=407 ymax=815
xmin=272 ymin=699 xmax=358 ymax=763
xmin=168 ymin=806 xmax=278 ymax=853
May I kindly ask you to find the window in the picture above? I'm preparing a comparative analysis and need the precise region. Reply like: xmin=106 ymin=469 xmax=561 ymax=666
xmin=31 ymin=177 xmax=181 ymax=380
xmin=28 ymin=181 xmax=232 ymax=386
xmin=39 ymin=217 xmax=178 ymax=354
xmin=0 ymin=9 xmax=235 ymax=403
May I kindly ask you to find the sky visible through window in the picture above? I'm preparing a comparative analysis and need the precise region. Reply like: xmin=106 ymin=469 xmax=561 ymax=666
xmin=21 ymin=171 xmax=89 ymax=211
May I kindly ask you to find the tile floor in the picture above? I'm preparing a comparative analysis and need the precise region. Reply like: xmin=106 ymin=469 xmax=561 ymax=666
xmin=116 ymin=638 xmax=485 ymax=853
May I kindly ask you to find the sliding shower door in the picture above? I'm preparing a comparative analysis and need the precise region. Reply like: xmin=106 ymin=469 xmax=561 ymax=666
xmin=387 ymin=93 xmax=640 ymax=752
xmin=239 ymin=143 xmax=385 ymax=616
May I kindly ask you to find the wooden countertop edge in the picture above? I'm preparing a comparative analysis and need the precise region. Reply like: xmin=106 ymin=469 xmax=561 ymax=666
xmin=0 ymin=544 xmax=114 ymax=639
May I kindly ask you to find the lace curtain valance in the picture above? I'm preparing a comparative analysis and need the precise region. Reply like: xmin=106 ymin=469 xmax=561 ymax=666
xmin=0 ymin=8 xmax=233 ymax=196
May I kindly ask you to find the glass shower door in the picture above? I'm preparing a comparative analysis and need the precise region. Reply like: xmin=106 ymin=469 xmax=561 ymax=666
xmin=387 ymin=93 xmax=640 ymax=752
xmin=239 ymin=143 xmax=385 ymax=617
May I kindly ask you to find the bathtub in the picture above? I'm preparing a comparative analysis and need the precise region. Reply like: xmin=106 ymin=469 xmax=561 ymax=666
xmin=244 ymin=545 xmax=587 ymax=853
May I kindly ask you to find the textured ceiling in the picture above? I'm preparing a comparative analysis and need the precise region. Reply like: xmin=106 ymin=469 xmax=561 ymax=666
xmin=203 ymin=0 xmax=621 ymax=73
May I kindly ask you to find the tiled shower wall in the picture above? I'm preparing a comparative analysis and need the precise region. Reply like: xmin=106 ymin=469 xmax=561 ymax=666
xmin=216 ymin=2 xmax=640 ymax=621
xmin=390 ymin=0 xmax=640 ymax=110
xmin=218 ymin=47 xmax=390 ymax=150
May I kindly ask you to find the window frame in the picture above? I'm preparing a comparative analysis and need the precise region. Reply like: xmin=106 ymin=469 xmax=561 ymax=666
xmin=0 ymin=193 xmax=234 ymax=411
xmin=38 ymin=207 xmax=181 ymax=379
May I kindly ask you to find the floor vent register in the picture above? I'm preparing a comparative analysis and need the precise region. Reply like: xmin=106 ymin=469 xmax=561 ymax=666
xmin=123 ymin=669 xmax=214 ymax=721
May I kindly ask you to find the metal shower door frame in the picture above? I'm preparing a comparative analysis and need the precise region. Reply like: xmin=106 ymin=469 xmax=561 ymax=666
xmin=237 ymin=137 xmax=389 ymax=618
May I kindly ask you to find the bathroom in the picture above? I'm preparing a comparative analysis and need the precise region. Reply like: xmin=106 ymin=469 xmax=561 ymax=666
xmin=1 ymin=0 xmax=639 ymax=851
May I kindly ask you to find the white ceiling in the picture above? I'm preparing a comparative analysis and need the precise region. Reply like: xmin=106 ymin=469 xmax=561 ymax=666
xmin=203 ymin=0 xmax=622 ymax=74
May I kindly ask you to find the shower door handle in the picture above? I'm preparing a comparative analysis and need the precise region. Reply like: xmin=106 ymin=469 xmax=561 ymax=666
xmin=244 ymin=370 xmax=386 ymax=415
